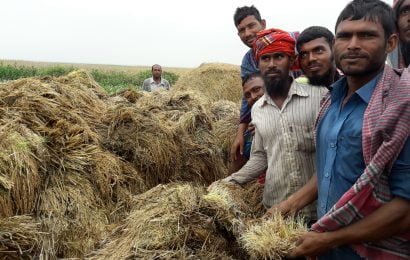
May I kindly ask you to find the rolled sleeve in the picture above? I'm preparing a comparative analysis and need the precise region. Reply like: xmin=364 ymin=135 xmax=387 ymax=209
xmin=225 ymin=127 xmax=267 ymax=184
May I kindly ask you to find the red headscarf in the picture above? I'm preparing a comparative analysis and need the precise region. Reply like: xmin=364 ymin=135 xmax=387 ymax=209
xmin=252 ymin=28 xmax=296 ymax=63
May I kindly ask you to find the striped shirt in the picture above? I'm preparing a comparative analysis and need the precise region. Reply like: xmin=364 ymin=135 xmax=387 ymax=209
xmin=225 ymin=80 xmax=328 ymax=220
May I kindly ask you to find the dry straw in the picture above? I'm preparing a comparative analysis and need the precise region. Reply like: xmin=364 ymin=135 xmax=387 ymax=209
xmin=209 ymin=100 xmax=240 ymax=165
xmin=0 ymin=215 xmax=43 ymax=258
xmin=103 ymin=90 xmax=228 ymax=188
xmin=90 ymin=183 xmax=229 ymax=259
xmin=173 ymin=63 xmax=242 ymax=103
xmin=240 ymin=213 xmax=306 ymax=260
xmin=203 ymin=180 xmax=264 ymax=235
xmin=0 ymin=66 xmax=247 ymax=258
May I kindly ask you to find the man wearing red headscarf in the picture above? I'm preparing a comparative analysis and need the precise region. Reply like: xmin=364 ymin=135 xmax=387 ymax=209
xmin=216 ymin=28 xmax=328 ymax=223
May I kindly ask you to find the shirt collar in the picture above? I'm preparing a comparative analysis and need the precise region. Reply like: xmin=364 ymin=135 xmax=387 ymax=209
xmin=259 ymin=79 xmax=309 ymax=107
xmin=149 ymin=77 xmax=163 ymax=84
xmin=330 ymin=72 xmax=382 ymax=104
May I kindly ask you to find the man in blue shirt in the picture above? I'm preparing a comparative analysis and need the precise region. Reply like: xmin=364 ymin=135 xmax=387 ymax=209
xmin=288 ymin=0 xmax=410 ymax=259
xmin=229 ymin=6 xmax=266 ymax=173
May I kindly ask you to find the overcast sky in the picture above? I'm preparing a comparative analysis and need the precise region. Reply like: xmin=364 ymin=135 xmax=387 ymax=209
xmin=0 ymin=0 xmax=392 ymax=68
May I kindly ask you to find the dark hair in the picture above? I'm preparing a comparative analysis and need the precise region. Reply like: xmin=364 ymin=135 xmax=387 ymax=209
xmin=394 ymin=0 xmax=406 ymax=23
xmin=151 ymin=64 xmax=161 ymax=71
xmin=234 ymin=5 xmax=262 ymax=27
xmin=335 ymin=0 xmax=396 ymax=38
xmin=296 ymin=26 xmax=334 ymax=52
xmin=242 ymin=72 xmax=263 ymax=86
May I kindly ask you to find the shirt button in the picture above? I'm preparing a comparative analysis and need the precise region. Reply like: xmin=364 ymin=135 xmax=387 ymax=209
xmin=321 ymin=204 xmax=325 ymax=209
xmin=325 ymin=172 xmax=330 ymax=178
xmin=330 ymin=143 xmax=336 ymax=148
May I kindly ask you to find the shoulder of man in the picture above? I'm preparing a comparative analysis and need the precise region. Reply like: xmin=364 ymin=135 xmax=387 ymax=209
xmin=296 ymin=80 xmax=329 ymax=98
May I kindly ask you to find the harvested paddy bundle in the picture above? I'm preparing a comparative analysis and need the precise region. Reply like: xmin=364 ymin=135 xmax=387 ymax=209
xmin=0 ymin=215 xmax=43 ymax=259
xmin=103 ymin=90 xmax=227 ymax=188
xmin=240 ymin=213 xmax=306 ymax=260
xmin=136 ymin=91 xmax=227 ymax=185
xmin=173 ymin=63 xmax=242 ymax=103
xmin=111 ymin=88 xmax=145 ymax=104
xmin=203 ymin=180 xmax=263 ymax=235
xmin=102 ymin=103 xmax=182 ymax=188
xmin=91 ymin=151 xmax=148 ymax=223
xmin=38 ymin=172 xmax=109 ymax=258
xmin=209 ymin=100 xmax=240 ymax=165
xmin=0 ymin=122 xmax=46 ymax=217
xmin=90 ymin=183 xmax=229 ymax=259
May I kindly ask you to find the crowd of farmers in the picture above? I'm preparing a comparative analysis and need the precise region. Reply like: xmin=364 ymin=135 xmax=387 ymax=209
xmin=208 ymin=0 xmax=410 ymax=259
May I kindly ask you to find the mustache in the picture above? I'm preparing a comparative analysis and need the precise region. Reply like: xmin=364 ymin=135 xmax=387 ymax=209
xmin=307 ymin=61 xmax=321 ymax=67
xmin=264 ymin=69 xmax=282 ymax=75
xmin=340 ymin=52 xmax=369 ymax=60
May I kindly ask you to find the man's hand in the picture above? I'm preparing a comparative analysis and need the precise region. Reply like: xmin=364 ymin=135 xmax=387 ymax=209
xmin=288 ymin=231 xmax=335 ymax=258
xmin=230 ymin=132 xmax=245 ymax=161
xmin=248 ymin=123 xmax=256 ymax=136
xmin=263 ymin=199 xmax=298 ymax=218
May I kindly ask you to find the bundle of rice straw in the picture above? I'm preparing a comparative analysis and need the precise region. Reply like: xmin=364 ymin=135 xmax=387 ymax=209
xmin=0 ymin=122 xmax=46 ymax=217
xmin=209 ymin=100 xmax=240 ymax=165
xmin=111 ymin=88 xmax=145 ymax=104
xmin=102 ymin=90 xmax=227 ymax=188
xmin=0 ymin=215 xmax=43 ymax=258
xmin=0 ymin=71 xmax=152 ymax=258
xmin=203 ymin=180 xmax=264 ymax=235
xmin=239 ymin=213 xmax=306 ymax=259
xmin=90 ymin=183 xmax=230 ymax=259
xmin=172 ymin=63 xmax=242 ymax=103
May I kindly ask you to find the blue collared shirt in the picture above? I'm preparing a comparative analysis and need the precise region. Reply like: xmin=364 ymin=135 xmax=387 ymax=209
xmin=316 ymin=74 xmax=410 ymax=259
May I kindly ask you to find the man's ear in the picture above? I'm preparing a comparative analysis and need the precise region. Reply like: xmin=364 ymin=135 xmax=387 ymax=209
xmin=261 ymin=19 xmax=266 ymax=30
xmin=386 ymin=33 xmax=399 ymax=54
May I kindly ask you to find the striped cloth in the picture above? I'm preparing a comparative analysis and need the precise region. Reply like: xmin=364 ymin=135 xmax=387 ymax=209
xmin=312 ymin=65 xmax=410 ymax=259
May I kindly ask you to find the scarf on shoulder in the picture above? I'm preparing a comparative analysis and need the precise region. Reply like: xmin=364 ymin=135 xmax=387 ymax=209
xmin=313 ymin=65 xmax=410 ymax=259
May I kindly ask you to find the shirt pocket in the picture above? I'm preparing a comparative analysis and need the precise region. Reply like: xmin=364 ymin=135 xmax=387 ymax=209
xmin=288 ymin=125 xmax=315 ymax=153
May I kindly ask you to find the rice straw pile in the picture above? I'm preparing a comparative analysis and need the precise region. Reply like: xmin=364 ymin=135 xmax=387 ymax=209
xmin=0 ymin=71 xmax=147 ymax=258
xmin=172 ymin=63 xmax=242 ymax=103
xmin=89 ymin=183 xmax=230 ymax=259
xmin=0 ymin=216 xmax=43 ymax=258
xmin=209 ymin=100 xmax=240 ymax=164
xmin=203 ymin=180 xmax=264 ymax=235
xmin=102 ymin=90 xmax=228 ymax=188
xmin=0 ymin=65 xmax=259 ymax=259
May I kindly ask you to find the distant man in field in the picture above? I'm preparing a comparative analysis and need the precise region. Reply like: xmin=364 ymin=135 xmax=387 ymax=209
xmin=297 ymin=26 xmax=340 ymax=89
xmin=219 ymin=28 xmax=327 ymax=223
xmin=228 ymin=72 xmax=264 ymax=174
xmin=142 ymin=64 xmax=170 ymax=92
xmin=388 ymin=0 xmax=410 ymax=68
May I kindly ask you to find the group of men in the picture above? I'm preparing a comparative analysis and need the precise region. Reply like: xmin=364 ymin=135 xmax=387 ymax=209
xmin=219 ymin=0 xmax=410 ymax=259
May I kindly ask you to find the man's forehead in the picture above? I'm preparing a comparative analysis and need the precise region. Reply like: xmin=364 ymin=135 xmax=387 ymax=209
xmin=238 ymin=15 xmax=259 ymax=27
xmin=260 ymin=51 xmax=287 ymax=56
xmin=300 ymin=37 xmax=330 ymax=50
xmin=336 ymin=18 xmax=383 ymax=32
xmin=399 ymin=0 xmax=410 ymax=11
